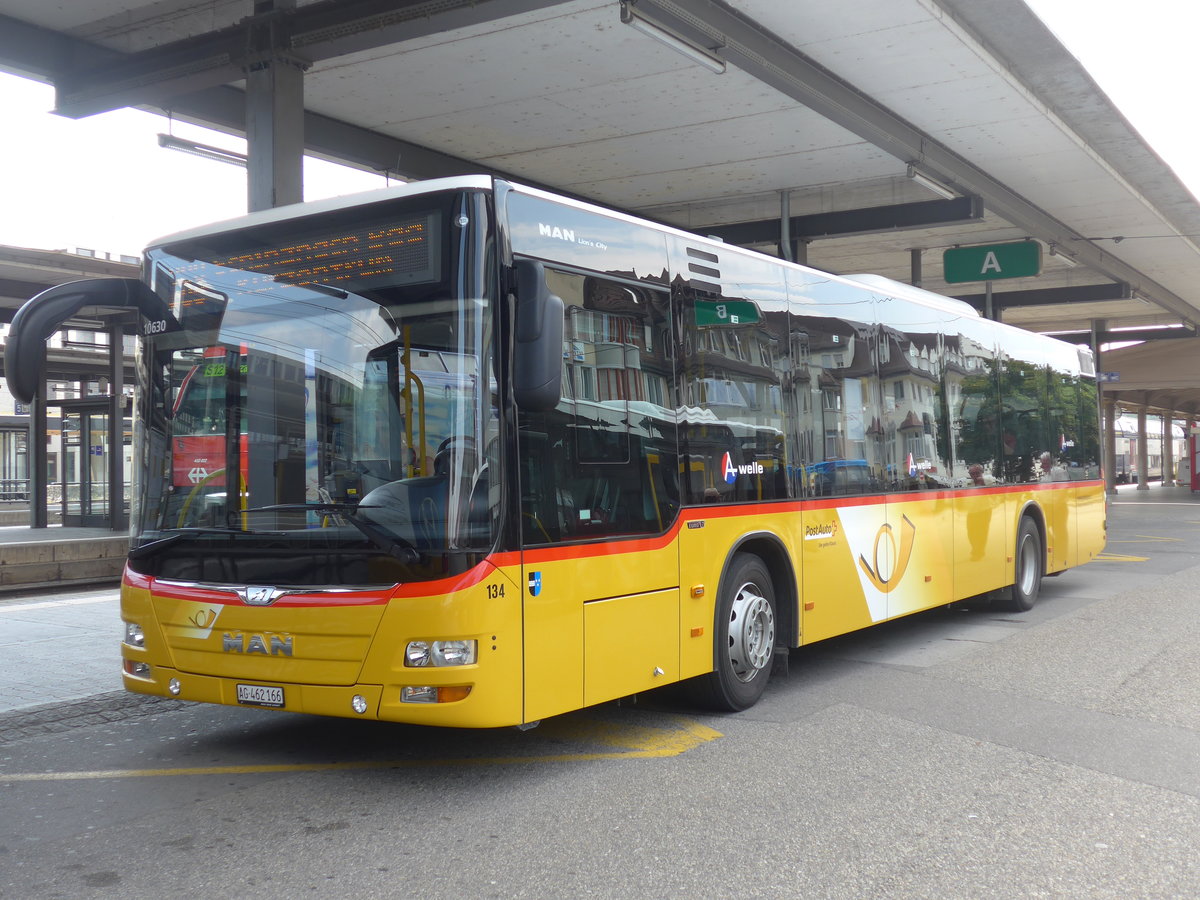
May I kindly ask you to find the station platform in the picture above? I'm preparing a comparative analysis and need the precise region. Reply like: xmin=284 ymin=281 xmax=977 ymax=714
xmin=0 ymin=524 xmax=128 ymax=593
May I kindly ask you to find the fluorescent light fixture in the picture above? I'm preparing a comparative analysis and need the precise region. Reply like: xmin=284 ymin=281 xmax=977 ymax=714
xmin=157 ymin=133 xmax=248 ymax=168
xmin=620 ymin=1 xmax=726 ymax=74
xmin=906 ymin=164 xmax=956 ymax=200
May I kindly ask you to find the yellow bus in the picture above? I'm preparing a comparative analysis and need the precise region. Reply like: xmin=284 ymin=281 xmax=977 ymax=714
xmin=6 ymin=176 xmax=1106 ymax=726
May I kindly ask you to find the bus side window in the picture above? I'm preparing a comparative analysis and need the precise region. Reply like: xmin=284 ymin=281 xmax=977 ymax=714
xmin=519 ymin=271 xmax=677 ymax=544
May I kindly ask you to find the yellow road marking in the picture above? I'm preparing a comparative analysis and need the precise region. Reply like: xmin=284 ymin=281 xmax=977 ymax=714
xmin=0 ymin=714 xmax=722 ymax=783
xmin=1094 ymin=552 xmax=1149 ymax=562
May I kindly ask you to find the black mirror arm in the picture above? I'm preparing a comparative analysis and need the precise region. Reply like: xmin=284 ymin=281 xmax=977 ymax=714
xmin=5 ymin=278 xmax=172 ymax=404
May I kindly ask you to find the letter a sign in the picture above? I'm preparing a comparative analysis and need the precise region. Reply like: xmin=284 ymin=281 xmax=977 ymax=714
xmin=943 ymin=241 xmax=1042 ymax=283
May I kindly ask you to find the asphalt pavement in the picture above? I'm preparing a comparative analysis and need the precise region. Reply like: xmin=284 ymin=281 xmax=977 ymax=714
xmin=0 ymin=481 xmax=1195 ymax=719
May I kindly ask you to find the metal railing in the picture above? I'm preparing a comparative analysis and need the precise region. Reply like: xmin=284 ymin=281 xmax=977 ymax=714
xmin=0 ymin=479 xmax=30 ymax=502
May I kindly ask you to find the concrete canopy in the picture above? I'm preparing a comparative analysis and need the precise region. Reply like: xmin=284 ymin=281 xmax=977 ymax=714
xmin=1100 ymin=339 xmax=1200 ymax=419
xmin=2 ymin=0 xmax=1200 ymax=413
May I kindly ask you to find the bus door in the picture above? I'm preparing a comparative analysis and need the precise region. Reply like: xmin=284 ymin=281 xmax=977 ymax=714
xmin=518 ymin=422 xmax=681 ymax=722
xmin=515 ymin=270 xmax=680 ymax=723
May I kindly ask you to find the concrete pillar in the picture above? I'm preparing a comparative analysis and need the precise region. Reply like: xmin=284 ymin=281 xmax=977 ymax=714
xmin=245 ymin=1 xmax=305 ymax=212
xmin=1162 ymin=412 xmax=1174 ymax=486
xmin=1136 ymin=405 xmax=1149 ymax=490
xmin=108 ymin=318 xmax=127 ymax=532
xmin=29 ymin=360 xmax=48 ymax=528
xmin=246 ymin=57 xmax=305 ymax=212
xmin=1103 ymin=400 xmax=1117 ymax=495
xmin=1188 ymin=418 xmax=1194 ymax=485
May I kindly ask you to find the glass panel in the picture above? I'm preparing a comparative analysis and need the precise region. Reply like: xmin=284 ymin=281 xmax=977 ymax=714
xmin=1071 ymin=376 xmax=1101 ymax=480
xmin=992 ymin=328 xmax=1086 ymax=485
xmin=61 ymin=413 xmax=82 ymax=523
xmin=519 ymin=270 xmax=677 ymax=544
xmin=948 ymin=318 xmax=1000 ymax=487
xmin=787 ymin=272 xmax=883 ymax=497
xmin=679 ymin=253 xmax=790 ymax=503
xmin=60 ymin=408 xmax=110 ymax=526
xmin=132 ymin=192 xmax=498 ymax=586
xmin=0 ymin=430 xmax=29 ymax=501
xmin=870 ymin=293 xmax=951 ymax=492
xmin=87 ymin=415 xmax=110 ymax=516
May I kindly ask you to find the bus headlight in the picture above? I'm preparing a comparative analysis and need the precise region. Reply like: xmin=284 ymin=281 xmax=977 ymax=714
xmin=405 ymin=641 xmax=431 ymax=667
xmin=404 ymin=640 xmax=477 ymax=667
xmin=123 ymin=622 xmax=145 ymax=648
xmin=433 ymin=640 xmax=476 ymax=666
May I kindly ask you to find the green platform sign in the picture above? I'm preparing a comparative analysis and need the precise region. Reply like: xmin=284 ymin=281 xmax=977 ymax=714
xmin=943 ymin=241 xmax=1042 ymax=283
xmin=694 ymin=300 xmax=761 ymax=326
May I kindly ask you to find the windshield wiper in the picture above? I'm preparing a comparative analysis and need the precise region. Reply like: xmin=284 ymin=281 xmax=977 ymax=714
xmin=239 ymin=503 xmax=422 ymax=564
xmin=344 ymin=514 xmax=421 ymax=564
xmin=128 ymin=526 xmax=279 ymax=560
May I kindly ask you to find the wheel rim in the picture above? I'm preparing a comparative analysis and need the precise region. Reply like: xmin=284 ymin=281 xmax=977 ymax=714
xmin=727 ymin=582 xmax=775 ymax=682
xmin=1016 ymin=532 xmax=1038 ymax=596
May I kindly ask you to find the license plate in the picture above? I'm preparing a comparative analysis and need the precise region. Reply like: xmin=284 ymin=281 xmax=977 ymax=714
xmin=236 ymin=683 xmax=285 ymax=708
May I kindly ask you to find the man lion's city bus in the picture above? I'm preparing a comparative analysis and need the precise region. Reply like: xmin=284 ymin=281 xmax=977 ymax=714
xmin=6 ymin=176 xmax=1106 ymax=727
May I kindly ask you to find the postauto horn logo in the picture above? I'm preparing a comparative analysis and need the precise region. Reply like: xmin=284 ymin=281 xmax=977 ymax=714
xmin=858 ymin=515 xmax=917 ymax=592
xmin=721 ymin=452 xmax=765 ymax=484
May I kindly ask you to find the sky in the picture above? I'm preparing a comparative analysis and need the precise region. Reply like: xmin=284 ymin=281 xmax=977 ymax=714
xmin=0 ymin=1 xmax=1197 ymax=257
xmin=1024 ymin=0 xmax=1200 ymax=193
xmin=0 ymin=74 xmax=387 ymax=257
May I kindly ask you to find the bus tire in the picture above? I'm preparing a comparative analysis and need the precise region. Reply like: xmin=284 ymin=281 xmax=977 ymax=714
xmin=690 ymin=553 xmax=777 ymax=711
xmin=997 ymin=516 xmax=1042 ymax=612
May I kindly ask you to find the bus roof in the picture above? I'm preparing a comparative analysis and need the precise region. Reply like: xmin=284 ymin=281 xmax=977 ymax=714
xmin=146 ymin=174 xmax=494 ymax=250
xmin=841 ymin=273 xmax=979 ymax=318
xmin=148 ymin=174 xmax=1016 ymax=335
xmin=507 ymin=182 xmax=982 ymax=320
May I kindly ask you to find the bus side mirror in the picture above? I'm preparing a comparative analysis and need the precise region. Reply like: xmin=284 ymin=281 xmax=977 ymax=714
xmin=4 ymin=278 xmax=172 ymax=404
xmin=512 ymin=259 xmax=564 ymax=412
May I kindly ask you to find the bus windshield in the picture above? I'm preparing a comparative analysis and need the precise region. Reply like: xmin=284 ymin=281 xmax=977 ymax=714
xmin=131 ymin=192 xmax=498 ymax=586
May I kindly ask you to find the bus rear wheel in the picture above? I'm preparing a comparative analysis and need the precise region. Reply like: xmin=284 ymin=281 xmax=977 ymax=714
xmin=690 ymin=553 xmax=777 ymax=711
xmin=997 ymin=517 xmax=1043 ymax=611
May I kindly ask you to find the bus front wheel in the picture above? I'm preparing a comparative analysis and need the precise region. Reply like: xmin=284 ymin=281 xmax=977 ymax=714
xmin=997 ymin=517 xmax=1043 ymax=612
xmin=691 ymin=553 xmax=777 ymax=711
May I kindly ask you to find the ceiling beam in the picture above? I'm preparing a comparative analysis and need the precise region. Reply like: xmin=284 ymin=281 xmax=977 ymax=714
xmin=0 ymin=13 xmax=505 ymax=184
xmin=1051 ymin=326 xmax=1198 ymax=344
xmin=652 ymin=0 xmax=1200 ymax=325
xmin=173 ymin=84 xmax=520 ymax=183
xmin=0 ymin=14 xmax=114 ymax=80
xmin=704 ymin=196 xmax=983 ymax=246
xmin=51 ymin=0 xmax=569 ymax=119
xmin=0 ymin=349 xmax=135 ymax=384
xmin=0 ymin=276 xmax=58 ymax=305
xmin=954 ymin=282 xmax=1131 ymax=312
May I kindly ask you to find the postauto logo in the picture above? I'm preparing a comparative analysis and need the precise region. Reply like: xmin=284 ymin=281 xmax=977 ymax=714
xmin=721 ymin=452 xmax=765 ymax=485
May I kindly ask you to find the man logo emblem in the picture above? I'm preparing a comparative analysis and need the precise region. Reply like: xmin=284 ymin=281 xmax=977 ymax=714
xmin=238 ymin=586 xmax=285 ymax=606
